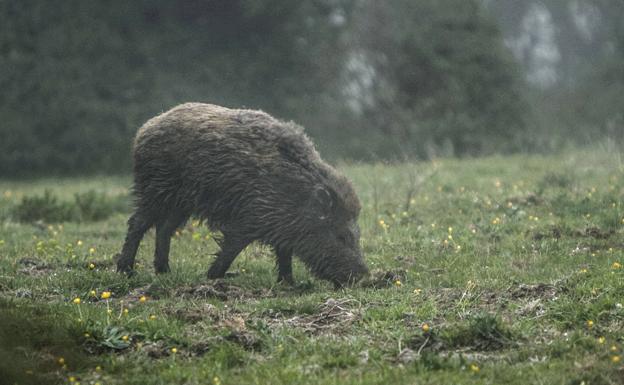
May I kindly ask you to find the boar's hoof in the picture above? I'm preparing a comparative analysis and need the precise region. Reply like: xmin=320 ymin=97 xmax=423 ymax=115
xmin=277 ymin=275 xmax=295 ymax=286
xmin=154 ymin=263 xmax=170 ymax=274
xmin=115 ymin=254 xmax=136 ymax=276
xmin=206 ymin=268 xmax=226 ymax=280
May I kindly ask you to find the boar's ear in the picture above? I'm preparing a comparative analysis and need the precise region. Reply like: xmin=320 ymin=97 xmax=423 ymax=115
xmin=312 ymin=186 xmax=333 ymax=218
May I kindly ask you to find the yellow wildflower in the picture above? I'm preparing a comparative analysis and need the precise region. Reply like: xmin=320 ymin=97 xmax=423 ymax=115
xmin=73 ymin=297 xmax=81 ymax=305
xmin=90 ymin=290 xmax=97 ymax=297
xmin=58 ymin=357 xmax=65 ymax=365
xmin=469 ymin=363 xmax=480 ymax=373
xmin=612 ymin=262 xmax=622 ymax=269
xmin=88 ymin=247 xmax=95 ymax=254
xmin=394 ymin=280 xmax=402 ymax=287
xmin=76 ymin=240 xmax=83 ymax=246
xmin=422 ymin=323 xmax=430 ymax=332
xmin=586 ymin=320 xmax=594 ymax=329
xmin=88 ymin=263 xmax=95 ymax=270
xmin=612 ymin=355 xmax=621 ymax=363
xmin=598 ymin=336 xmax=606 ymax=344
xmin=122 ymin=335 xmax=129 ymax=342
xmin=139 ymin=295 xmax=147 ymax=303
xmin=149 ymin=314 xmax=157 ymax=320
xmin=101 ymin=291 xmax=111 ymax=299
xmin=171 ymin=347 xmax=178 ymax=354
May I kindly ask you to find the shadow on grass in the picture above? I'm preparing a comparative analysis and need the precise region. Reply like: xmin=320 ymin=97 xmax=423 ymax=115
xmin=0 ymin=299 xmax=93 ymax=384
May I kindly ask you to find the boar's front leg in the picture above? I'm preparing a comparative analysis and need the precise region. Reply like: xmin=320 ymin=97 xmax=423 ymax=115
xmin=276 ymin=247 xmax=294 ymax=285
xmin=207 ymin=232 xmax=250 ymax=279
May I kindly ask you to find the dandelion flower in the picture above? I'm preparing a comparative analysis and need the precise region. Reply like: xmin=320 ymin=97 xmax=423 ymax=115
xmin=84 ymin=333 xmax=90 ymax=338
xmin=88 ymin=263 xmax=95 ymax=270
xmin=611 ymin=345 xmax=618 ymax=352
xmin=95 ymin=366 xmax=102 ymax=372
xmin=598 ymin=336 xmax=606 ymax=344
xmin=123 ymin=308 xmax=129 ymax=315
xmin=122 ymin=335 xmax=129 ymax=342
xmin=139 ymin=295 xmax=147 ymax=303
xmin=101 ymin=291 xmax=111 ymax=299
xmin=586 ymin=320 xmax=594 ymax=329
xmin=213 ymin=376 xmax=221 ymax=385
xmin=68 ymin=376 xmax=76 ymax=383
xmin=413 ymin=288 xmax=422 ymax=295
xmin=394 ymin=280 xmax=402 ymax=287
xmin=422 ymin=323 xmax=430 ymax=332
xmin=149 ymin=314 xmax=157 ymax=320
xmin=76 ymin=240 xmax=83 ymax=246
xmin=469 ymin=363 xmax=480 ymax=373
xmin=171 ymin=347 xmax=178 ymax=354
xmin=90 ymin=290 xmax=97 ymax=297
xmin=612 ymin=262 xmax=622 ymax=270
xmin=73 ymin=297 xmax=81 ymax=305
xmin=612 ymin=355 xmax=621 ymax=363
xmin=89 ymin=247 xmax=96 ymax=254
xmin=58 ymin=357 xmax=65 ymax=365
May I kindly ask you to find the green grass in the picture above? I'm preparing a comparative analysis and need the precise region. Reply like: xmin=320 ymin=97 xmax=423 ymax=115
xmin=1 ymin=148 xmax=623 ymax=384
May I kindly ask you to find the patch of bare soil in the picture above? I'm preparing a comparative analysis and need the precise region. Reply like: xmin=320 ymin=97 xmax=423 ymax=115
xmin=17 ymin=257 xmax=54 ymax=276
xmin=531 ymin=226 xmax=563 ymax=240
xmin=573 ymin=226 xmax=615 ymax=239
xmin=361 ymin=269 xmax=408 ymax=289
xmin=271 ymin=298 xmax=361 ymax=334
xmin=176 ymin=280 xmax=273 ymax=301
xmin=509 ymin=283 xmax=559 ymax=300
xmin=507 ymin=193 xmax=544 ymax=206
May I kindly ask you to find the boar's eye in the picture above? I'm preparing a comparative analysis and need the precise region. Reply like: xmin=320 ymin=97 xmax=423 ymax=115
xmin=312 ymin=186 xmax=333 ymax=212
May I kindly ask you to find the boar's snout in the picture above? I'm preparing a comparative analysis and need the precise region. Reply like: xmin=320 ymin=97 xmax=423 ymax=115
xmin=332 ymin=257 xmax=369 ymax=289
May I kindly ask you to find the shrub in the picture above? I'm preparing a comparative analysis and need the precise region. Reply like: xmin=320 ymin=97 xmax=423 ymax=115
xmin=12 ymin=190 xmax=129 ymax=223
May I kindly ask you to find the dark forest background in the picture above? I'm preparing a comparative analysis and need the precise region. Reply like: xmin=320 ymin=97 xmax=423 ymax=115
xmin=1 ymin=0 xmax=622 ymax=176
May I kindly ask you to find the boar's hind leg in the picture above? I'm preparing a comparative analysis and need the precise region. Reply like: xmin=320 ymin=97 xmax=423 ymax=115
xmin=207 ymin=233 xmax=250 ymax=279
xmin=276 ymin=247 xmax=294 ymax=285
xmin=116 ymin=210 xmax=154 ymax=274
xmin=154 ymin=211 xmax=189 ymax=273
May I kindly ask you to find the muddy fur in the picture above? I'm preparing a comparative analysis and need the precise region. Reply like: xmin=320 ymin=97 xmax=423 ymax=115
xmin=116 ymin=103 xmax=368 ymax=286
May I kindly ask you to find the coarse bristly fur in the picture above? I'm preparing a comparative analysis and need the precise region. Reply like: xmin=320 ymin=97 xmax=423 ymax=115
xmin=115 ymin=103 xmax=368 ymax=287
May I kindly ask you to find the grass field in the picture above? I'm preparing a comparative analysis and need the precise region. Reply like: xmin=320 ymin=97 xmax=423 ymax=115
xmin=1 ymin=148 xmax=623 ymax=385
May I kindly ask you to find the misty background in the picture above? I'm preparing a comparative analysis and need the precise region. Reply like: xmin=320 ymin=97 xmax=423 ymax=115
xmin=1 ymin=0 xmax=622 ymax=177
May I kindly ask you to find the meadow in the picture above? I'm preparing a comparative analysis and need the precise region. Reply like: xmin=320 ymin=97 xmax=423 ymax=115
xmin=0 ymin=148 xmax=623 ymax=385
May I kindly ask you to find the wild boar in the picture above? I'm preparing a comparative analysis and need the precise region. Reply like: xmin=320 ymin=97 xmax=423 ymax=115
xmin=115 ymin=103 xmax=368 ymax=286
